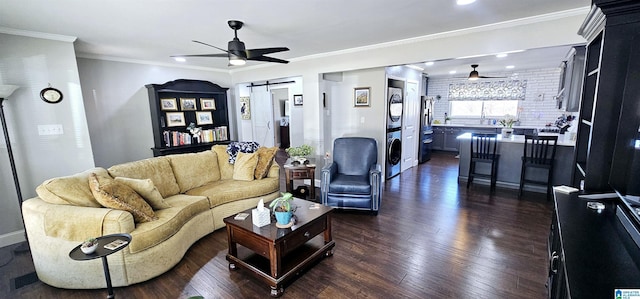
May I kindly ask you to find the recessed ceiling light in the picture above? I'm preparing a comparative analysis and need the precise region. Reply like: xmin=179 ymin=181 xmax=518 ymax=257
xmin=425 ymin=61 xmax=434 ymax=66
xmin=456 ymin=0 xmax=476 ymax=5
xmin=496 ymin=53 xmax=508 ymax=58
xmin=506 ymin=65 xmax=515 ymax=69
xmin=174 ymin=57 xmax=186 ymax=62
xmin=449 ymin=70 xmax=457 ymax=74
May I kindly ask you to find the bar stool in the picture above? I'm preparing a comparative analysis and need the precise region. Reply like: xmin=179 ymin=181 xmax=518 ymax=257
xmin=467 ymin=133 xmax=500 ymax=193
xmin=519 ymin=135 xmax=558 ymax=200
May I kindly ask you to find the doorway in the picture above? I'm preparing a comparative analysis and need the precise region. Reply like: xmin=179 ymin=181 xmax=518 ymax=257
xmin=271 ymin=88 xmax=290 ymax=148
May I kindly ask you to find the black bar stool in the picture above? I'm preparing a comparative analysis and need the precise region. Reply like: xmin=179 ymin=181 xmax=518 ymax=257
xmin=467 ymin=133 xmax=500 ymax=193
xmin=519 ymin=135 xmax=558 ymax=200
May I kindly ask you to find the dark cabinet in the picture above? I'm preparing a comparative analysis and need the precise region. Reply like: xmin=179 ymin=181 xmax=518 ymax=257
xmin=432 ymin=127 xmax=445 ymax=150
xmin=146 ymin=79 xmax=231 ymax=156
xmin=557 ymin=46 xmax=585 ymax=112
xmin=443 ymin=127 xmax=462 ymax=151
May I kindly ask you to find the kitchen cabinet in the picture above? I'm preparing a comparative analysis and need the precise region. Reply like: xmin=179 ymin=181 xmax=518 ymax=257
xmin=557 ymin=46 xmax=585 ymax=112
xmin=432 ymin=127 xmax=445 ymax=150
xmin=433 ymin=126 xmax=500 ymax=152
xmin=443 ymin=127 xmax=462 ymax=151
xmin=572 ymin=1 xmax=640 ymax=192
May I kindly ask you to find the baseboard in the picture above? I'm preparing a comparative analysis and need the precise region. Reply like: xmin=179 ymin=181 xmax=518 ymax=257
xmin=0 ymin=230 xmax=26 ymax=248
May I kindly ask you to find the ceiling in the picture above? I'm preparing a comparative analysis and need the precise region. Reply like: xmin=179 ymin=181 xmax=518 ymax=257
xmin=0 ymin=0 xmax=590 ymax=71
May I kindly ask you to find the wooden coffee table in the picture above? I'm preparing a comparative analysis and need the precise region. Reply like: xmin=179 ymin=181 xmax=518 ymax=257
xmin=224 ymin=198 xmax=334 ymax=297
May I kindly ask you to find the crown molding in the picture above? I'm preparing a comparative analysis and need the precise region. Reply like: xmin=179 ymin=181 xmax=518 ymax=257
xmin=0 ymin=27 xmax=77 ymax=42
xmin=76 ymin=53 xmax=229 ymax=73
xmin=577 ymin=5 xmax=606 ymax=42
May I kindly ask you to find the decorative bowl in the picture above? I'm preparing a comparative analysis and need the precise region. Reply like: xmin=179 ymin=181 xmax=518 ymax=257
xmin=81 ymin=243 xmax=98 ymax=254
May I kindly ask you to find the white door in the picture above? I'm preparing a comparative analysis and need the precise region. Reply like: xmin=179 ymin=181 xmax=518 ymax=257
xmin=401 ymin=80 xmax=419 ymax=172
xmin=251 ymin=90 xmax=275 ymax=147
xmin=271 ymin=88 xmax=289 ymax=148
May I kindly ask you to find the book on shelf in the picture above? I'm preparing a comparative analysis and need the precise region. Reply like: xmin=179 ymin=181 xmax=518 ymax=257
xmin=162 ymin=126 xmax=228 ymax=148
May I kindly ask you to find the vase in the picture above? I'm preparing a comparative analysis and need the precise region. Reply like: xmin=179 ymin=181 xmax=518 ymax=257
xmin=501 ymin=128 xmax=514 ymax=138
xmin=274 ymin=211 xmax=293 ymax=226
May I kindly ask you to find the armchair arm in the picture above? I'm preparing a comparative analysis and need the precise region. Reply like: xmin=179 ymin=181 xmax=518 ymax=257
xmin=369 ymin=164 xmax=382 ymax=211
xmin=321 ymin=162 xmax=337 ymax=205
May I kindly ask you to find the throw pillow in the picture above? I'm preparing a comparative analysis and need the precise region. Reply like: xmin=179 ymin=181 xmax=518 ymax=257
xmin=114 ymin=177 xmax=170 ymax=210
xmin=212 ymin=145 xmax=234 ymax=180
xmin=233 ymin=152 xmax=258 ymax=181
xmin=88 ymin=173 xmax=157 ymax=223
xmin=226 ymin=141 xmax=260 ymax=164
xmin=254 ymin=146 xmax=278 ymax=179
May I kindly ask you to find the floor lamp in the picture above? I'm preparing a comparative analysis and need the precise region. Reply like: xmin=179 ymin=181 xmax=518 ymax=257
xmin=0 ymin=85 xmax=29 ymax=253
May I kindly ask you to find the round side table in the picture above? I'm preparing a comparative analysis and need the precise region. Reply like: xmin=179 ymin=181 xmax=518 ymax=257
xmin=69 ymin=233 xmax=131 ymax=299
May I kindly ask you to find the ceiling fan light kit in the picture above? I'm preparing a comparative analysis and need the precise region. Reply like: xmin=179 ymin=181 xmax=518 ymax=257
xmin=172 ymin=20 xmax=289 ymax=66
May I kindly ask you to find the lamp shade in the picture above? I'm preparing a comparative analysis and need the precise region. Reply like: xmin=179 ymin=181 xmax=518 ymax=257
xmin=0 ymin=85 xmax=19 ymax=99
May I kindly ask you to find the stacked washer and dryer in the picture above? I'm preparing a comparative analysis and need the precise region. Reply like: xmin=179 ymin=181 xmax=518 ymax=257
xmin=386 ymin=86 xmax=403 ymax=179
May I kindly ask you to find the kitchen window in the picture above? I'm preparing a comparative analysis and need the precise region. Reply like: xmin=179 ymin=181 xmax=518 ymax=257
xmin=450 ymin=100 xmax=518 ymax=118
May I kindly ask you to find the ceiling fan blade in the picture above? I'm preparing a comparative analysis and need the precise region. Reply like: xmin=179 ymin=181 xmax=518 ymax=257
xmin=192 ymin=40 xmax=229 ymax=53
xmin=246 ymin=47 xmax=290 ymax=59
xmin=248 ymin=55 xmax=289 ymax=64
xmin=171 ymin=53 xmax=229 ymax=58
xmin=479 ymin=76 xmax=508 ymax=79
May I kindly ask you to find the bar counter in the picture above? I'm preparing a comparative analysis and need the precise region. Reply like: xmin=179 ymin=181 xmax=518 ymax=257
xmin=457 ymin=132 xmax=575 ymax=192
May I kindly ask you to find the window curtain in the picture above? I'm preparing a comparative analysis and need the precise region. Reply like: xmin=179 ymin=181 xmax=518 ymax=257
xmin=448 ymin=80 xmax=527 ymax=101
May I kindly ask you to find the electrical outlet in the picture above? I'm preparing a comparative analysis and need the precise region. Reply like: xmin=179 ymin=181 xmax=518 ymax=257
xmin=38 ymin=124 xmax=64 ymax=135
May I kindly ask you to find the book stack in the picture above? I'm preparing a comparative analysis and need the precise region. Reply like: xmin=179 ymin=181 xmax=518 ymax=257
xmin=162 ymin=126 xmax=228 ymax=147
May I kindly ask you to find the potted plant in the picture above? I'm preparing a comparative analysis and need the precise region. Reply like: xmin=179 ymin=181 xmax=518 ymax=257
xmin=269 ymin=192 xmax=295 ymax=226
xmin=285 ymin=144 xmax=313 ymax=164
xmin=499 ymin=114 xmax=516 ymax=138
xmin=81 ymin=237 xmax=99 ymax=254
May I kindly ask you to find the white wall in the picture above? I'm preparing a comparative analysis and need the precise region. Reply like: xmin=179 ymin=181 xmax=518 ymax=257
xmin=428 ymin=67 xmax=567 ymax=127
xmin=0 ymin=33 xmax=95 ymax=246
xmin=77 ymin=58 xmax=232 ymax=167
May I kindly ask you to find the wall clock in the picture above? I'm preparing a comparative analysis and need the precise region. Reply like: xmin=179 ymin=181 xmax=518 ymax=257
xmin=40 ymin=87 xmax=63 ymax=104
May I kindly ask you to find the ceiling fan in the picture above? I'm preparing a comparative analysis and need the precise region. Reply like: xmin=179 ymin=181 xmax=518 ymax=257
xmin=465 ymin=64 xmax=507 ymax=80
xmin=172 ymin=20 xmax=290 ymax=66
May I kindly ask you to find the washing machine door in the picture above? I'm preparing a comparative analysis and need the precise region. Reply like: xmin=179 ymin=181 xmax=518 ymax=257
xmin=388 ymin=138 xmax=402 ymax=165
xmin=388 ymin=87 xmax=403 ymax=125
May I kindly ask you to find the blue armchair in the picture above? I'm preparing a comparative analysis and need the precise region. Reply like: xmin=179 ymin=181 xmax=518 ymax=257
xmin=321 ymin=137 xmax=382 ymax=214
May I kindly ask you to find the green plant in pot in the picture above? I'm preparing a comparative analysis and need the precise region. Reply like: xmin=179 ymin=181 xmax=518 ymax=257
xmin=269 ymin=192 xmax=295 ymax=226
xmin=286 ymin=144 xmax=313 ymax=164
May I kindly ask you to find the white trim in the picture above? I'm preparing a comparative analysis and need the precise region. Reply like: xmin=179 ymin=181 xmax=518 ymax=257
xmin=0 ymin=27 xmax=77 ymax=42
xmin=0 ymin=230 xmax=26 ymax=248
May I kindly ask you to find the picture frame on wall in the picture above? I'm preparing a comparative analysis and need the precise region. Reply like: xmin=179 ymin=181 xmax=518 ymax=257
xmin=293 ymin=94 xmax=303 ymax=106
xmin=166 ymin=112 xmax=186 ymax=127
xmin=160 ymin=98 xmax=178 ymax=111
xmin=180 ymin=98 xmax=197 ymax=111
xmin=240 ymin=96 xmax=251 ymax=120
xmin=196 ymin=111 xmax=213 ymax=125
xmin=354 ymin=87 xmax=370 ymax=107
xmin=200 ymin=98 xmax=216 ymax=110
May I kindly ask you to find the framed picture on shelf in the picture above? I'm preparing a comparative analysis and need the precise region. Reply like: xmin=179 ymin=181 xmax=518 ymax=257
xmin=180 ymin=98 xmax=197 ymax=111
xmin=200 ymin=98 xmax=216 ymax=110
xmin=354 ymin=87 xmax=370 ymax=107
xmin=160 ymin=98 xmax=178 ymax=111
xmin=166 ymin=112 xmax=185 ymax=127
xmin=196 ymin=111 xmax=213 ymax=125
xmin=240 ymin=97 xmax=251 ymax=120
xmin=293 ymin=94 xmax=303 ymax=106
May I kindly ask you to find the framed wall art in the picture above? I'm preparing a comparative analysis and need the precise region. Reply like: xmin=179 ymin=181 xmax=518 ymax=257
xmin=200 ymin=98 xmax=216 ymax=110
xmin=166 ymin=112 xmax=186 ymax=127
xmin=160 ymin=98 xmax=178 ymax=111
xmin=354 ymin=87 xmax=370 ymax=107
xmin=240 ymin=96 xmax=251 ymax=120
xmin=180 ymin=98 xmax=197 ymax=111
xmin=293 ymin=94 xmax=303 ymax=106
xmin=196 ymin=111 xmax=213 ymax=125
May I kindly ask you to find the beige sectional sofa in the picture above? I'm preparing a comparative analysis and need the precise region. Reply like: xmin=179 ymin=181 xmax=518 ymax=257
xmin=22 ymin=145 xmax=280 ymax=289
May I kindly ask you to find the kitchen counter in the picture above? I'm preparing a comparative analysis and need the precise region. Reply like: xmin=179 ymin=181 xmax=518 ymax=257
xmin=457 ymin=132 xmax=575 ymax=191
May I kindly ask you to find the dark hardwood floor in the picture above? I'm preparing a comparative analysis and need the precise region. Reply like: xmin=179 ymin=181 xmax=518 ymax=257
xmin=0 ymin=151 xmax=553 ymax=298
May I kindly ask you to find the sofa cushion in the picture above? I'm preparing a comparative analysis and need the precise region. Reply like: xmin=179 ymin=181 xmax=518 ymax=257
xmin=254 ymin=146 xmax=278 ymax=179
xmin=89 ymin=173 xmax=157 ymax=223
xmin=168 ymin=150 xmax=221 ymax=193
xmin=233 ymin=152 xmax=258 ymax=181
xmin=328 ymin=174 xmax=371 ymax=195
xmin=108 ymin=157 xmax=180 ymax=198
xmin=185 ymin=177 xmax=279 ymax=208
xmin=114 ymin=177 xmax=170 ymax=210
xmin=35 ymin=167 xmax=111 ymax=207
xmin=127 ymin=194 xmax=210 ymax=253
xmin=212 ymin=145 xmax=234 ymax=180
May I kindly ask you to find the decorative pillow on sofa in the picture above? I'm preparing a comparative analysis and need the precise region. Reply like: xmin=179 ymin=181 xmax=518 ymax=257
xmin=212 ymin=145 xmax=234 ymax=180
xmin=233 ymin=152 xmax=258 ymax=181
xmin=114 ymin=177 xmax=170 ymax=210
xmin=107 ymin=157 xmax=180 ymax=198
xmin=168 ymin=150 xmax=221 ymax=193
xmin=254 ymin=146 xmax=278 ymax=179
xmin=226 ymin=141 xmax=260 ymax=164
xmin=35 ymin=167 xmax=110 ymax=207
xmin=89 ymin=173 xmax=157 ymax=223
